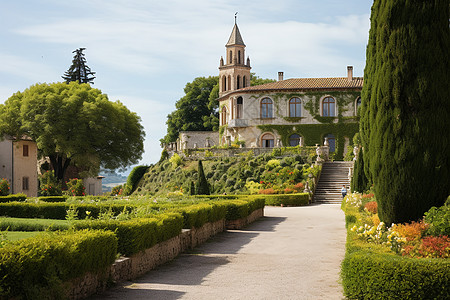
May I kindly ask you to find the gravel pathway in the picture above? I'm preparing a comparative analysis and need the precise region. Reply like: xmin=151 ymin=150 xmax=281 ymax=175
xmin=91 ymin=204 xmax=346 ymax=300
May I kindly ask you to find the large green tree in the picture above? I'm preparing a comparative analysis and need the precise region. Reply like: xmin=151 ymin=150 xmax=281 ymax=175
xmin=162 ymin=76 xmax=219 ymax=144
xmin=62 ymin=48 xmax=96 ymax=84
xmin=0 ymin=82 xmax=145 ymax=181
xmin=360 ymin=0 xmax=450 ymax=224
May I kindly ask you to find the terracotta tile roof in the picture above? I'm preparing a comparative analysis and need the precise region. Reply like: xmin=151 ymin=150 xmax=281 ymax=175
xmin=241 ymin=77 xmax=363 ymax=91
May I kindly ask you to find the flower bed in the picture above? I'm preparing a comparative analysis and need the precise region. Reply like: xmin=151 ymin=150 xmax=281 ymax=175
xmin=341 ymin=193 xmax=450 ymax=299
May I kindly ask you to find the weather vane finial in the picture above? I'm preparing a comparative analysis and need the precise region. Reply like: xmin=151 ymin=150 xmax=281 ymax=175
xmin=235 ymin=12 xmax=238 ymax=24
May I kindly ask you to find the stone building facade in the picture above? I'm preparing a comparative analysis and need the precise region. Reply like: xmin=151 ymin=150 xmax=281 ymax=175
xmin=176 ymin=21 xmax=363 ymax=160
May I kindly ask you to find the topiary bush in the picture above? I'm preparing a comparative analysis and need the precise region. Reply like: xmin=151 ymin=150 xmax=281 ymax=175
xmin=0 ymin=178 xmax=10 ymax=196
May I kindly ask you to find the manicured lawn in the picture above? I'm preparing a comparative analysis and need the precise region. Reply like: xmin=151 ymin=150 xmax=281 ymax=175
xmin=0 ymin=217 xmax=71 ymax=231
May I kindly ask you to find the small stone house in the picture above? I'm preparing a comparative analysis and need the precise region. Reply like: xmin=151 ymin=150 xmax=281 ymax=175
xmin=0 ymin=136 xmax=38 ymax=197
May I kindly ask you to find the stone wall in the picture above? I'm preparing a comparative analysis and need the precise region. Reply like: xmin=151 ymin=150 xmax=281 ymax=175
xmin=65 ymin=209 xmax=264 ymax=299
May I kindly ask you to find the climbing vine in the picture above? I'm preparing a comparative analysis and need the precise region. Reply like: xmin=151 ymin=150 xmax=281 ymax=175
xmin=257 ymin=123 xmax=359 ymax=160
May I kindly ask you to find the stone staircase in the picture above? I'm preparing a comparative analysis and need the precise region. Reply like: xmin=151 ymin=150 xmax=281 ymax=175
xmin=313 ymin=161 xmax=354 ymax=204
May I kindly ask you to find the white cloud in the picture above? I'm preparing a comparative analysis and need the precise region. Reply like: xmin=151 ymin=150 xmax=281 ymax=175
xmin=0 ymin=52 xmax=57 ymax=82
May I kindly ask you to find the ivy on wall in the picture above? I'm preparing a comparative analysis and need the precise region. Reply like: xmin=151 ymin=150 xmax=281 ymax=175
xmin=257 ymin=123 xmax=359 ymax=160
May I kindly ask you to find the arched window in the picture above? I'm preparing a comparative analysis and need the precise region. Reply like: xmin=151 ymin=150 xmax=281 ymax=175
xmin=221 ymin=106 xmax=228 ymax=126
xmin=261 ymin=98 xmax=273 ymax=118
xmin=289 ymin=97 xmax=301 ymax=117
xmin=238 ymin=50 xmax=241 ymax=64
xmin=228 ymin=75 xmax=231 ymax=90
xmin=261 ymin=133 xmax=275 ymax=148
xmin=325 ymin=134 xmax=336 ymax=152
xmin=289 ymin=134 xmax=301 ymax=147
xmin=322 ymin=97 xmax=336 ymax=117
xmin=229 ymin=50 xmax=232 ymax=64
xmin=222 ymin=76 xmax=227 ymax=92
xmin=243 ymin=76 xmax=247 ymax=88
xmin=237 ymin=75 xmax=241 ymax=89
xmin=236 ymin=97 xmax=243 ymax=119
xmin=356 ymin=97 xmax=362 ymax=115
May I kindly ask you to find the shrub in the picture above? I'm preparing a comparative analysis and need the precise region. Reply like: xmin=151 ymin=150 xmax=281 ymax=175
xmin=392 ymin=220 xmax=429 ymax=242
xmin=364 ymin=201 xmax=378 ymax=214
xmin=196 ymin=160 xmax=210 ymax=195
xmin=65 ymin=178 xmax=85 ymax=196
xmin=110 ymin=184 xmax=124 ymax=196
xmin=0 ymin=230 xmax=117 ymax=299
xmin=0 ymin=178 xmax=10 ymax=196
xmin=259 ymin=193 xmax=310 ymax=207
xmin=169 ymin=153 xmax=182 ymax=168
xmin=424 ymin=205 xmax=450 ymax=236
xmin=0 ymin=194 xmax=27 ymax=203
xmin=39 ymin=196 xmax=68 ymax=203
xmin=125 ymin=165 xmax=149 ymax=195
xmin=39 ymin=171 xmax=62 ymax=196
xmin=402 ymin=235 xmax=450 ymax=259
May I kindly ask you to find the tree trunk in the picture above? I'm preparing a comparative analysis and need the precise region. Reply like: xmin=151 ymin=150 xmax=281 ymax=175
xmin=49 ymin=154 xmax=71 ymax=182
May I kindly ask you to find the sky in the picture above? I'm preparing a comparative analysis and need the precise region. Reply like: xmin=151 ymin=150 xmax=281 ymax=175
xmin=0 ymin=0 xmax=373 ymax=172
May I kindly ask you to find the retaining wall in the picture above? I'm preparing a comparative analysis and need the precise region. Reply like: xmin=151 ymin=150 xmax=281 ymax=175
xmin=65 ymin=208 xmax=264 ymax=299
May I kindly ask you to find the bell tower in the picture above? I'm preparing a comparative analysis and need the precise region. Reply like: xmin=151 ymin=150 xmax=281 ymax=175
xmin=219 ymin=17 xmax=251 ymax=97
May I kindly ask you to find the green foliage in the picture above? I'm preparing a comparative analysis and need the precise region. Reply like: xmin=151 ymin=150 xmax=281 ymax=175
xmin=65 ymin=178 xmax=85 ymax=196
xmin=351 ymin=150 xmax=368 ymax=193
xmin=110 ymin=184 xmax=124 ymax=196
xmin=162 ymin=76 xmax=219 ymax=144
xmin=39 ymin=171 xmax=62 ymax=196
xmin=61 ymin=48 xmax=96 ymax=84
xmin=0 ymin=194 xmax=27 ymax=203
xmin=261 ymin=193 xmax=310 ymax=206
xmin=424 ymin=205 xmax=450 ymax=236
xmin=159 ymin=148 xmax=169 ymax=163
xmin=257 ymin=123 xmax=359 ymax=160
xmin=0 ymin=202 xmax=135 ymax=220
xmin=343 ymin=146 xmax=354 ymax=161
xmin=0 ymin=82 xmax=145 ymax=181
xmin=38 ymin=196 xmax=67 ymax=203
xmin=0 ymin=179 xmax=10 ymax=196
xmin=189 ymin=181 xmax=196 ymax=195
xmin=0 ymin=217 xmax=70 ymax=231
xmin=196 ymin=160 xmax=210 ymax=195
xmin=360 ymin=0 xmax=450 ymax=224
xmin=125 ymin=165 xmax=149 ymax=195
xmin=0 ymin=229 xmax=117 ymax=299
xmin=342 ymin=250 xmax=450 ymax=300
xmin=250 ymin=73 xmax=276 ymax=86
xmin=73 ymin=213 xmax=183 ymax=256
xmin=169 ymin=153 xmax=183 ymax=168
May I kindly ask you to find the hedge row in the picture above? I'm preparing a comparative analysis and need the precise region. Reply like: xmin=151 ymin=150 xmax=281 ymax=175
xmin=0 ymin=194 xmax=27 ymax=203
xmin=0 ymin=202 xmax=137 ymax=219
xmin=222 ymin=196 xmax=265 ymax=220
xmin=38 ymin=196 xmax=68 ymax=203
xmin=73 ymin=212 xmax=183 ymax=256
xmin=177 ymin=203 xmax=227 ymax=229
xmin=0 ymin=229 xmax=117 ymax=299
xmin=341 ymin=205 xmax=450 ymax=299
xmin=258 ymin=193 xmax=310 ymax=206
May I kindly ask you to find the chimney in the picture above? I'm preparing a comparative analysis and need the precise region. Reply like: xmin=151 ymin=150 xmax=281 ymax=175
xmin=278 ymin=71 xmax=284 ymax=81
xmin=347 ymin=66 xmax=353 ymax=81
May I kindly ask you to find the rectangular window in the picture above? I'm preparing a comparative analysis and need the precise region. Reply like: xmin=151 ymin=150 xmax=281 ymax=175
xmin=23 ymin=145 xmax=29 ymax=157
xmin=23 ymin=177 xmax=29 ymax=190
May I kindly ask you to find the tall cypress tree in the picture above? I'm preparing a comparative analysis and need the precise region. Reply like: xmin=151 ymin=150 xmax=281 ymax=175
xmin=351 ymin=149 xmax=368 ymax=193
xmin=360 ymin=0 xmax=450 ymax=224
xmin=62 ymin=48 xmax=96 ymax=84
xmin=196 ymin=160 xmax=210 ymax=195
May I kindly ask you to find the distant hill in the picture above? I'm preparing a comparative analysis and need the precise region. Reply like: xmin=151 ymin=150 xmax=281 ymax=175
xmin=100 ymin=171 xmax=128 ymax=192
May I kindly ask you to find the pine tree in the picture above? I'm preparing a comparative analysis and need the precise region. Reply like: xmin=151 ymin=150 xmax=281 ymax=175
xmin=360 ymin=0 xmax=450 ymax=224
xmin=196 ymin=160 xmax=210 ymax=195
xmin=62 ymin=48 xmax=96 ymax=84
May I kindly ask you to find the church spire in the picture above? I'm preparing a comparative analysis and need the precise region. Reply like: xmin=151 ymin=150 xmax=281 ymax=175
xmin=226 ymin=14 xmax=245 ymax=46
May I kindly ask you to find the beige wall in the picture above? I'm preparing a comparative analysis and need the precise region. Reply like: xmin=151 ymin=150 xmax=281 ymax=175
xmin=220 ymin=91 xmax=359 ymax=147
xmin=84 ymin=177 xmax=104 ymax=196
xmin=179 ymin=131 xmax=220 ymax=150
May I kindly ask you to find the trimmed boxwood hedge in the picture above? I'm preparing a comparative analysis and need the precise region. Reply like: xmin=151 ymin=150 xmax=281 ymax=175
xmin=73 ymin=213 xmax=183 ymax=256
xmin=0 ymin=193 xmax=27 ymax=203
xmin=0 ymin=202 xmax=136 ymax=219
xmin=257 ymin=193 xmax=310 ymax=206
xmin=38 ymin=196 xmax=68 ymax=203
xmin=0 ymin=229 xmax=117 ymax=299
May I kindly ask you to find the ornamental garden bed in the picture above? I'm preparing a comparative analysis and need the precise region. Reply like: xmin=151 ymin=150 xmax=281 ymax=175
xmin=341 ymin=193 xmax=450 ymax=299
xmin=0 ymin=195 xmax=265 ymax=299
